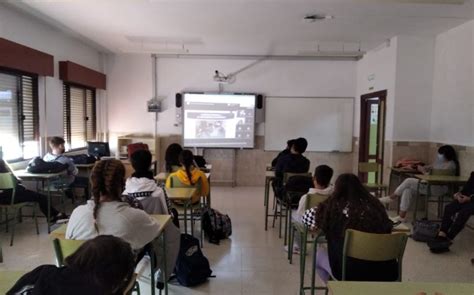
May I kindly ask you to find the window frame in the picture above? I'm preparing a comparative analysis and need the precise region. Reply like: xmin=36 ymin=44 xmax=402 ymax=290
xmin=0 ymin=67 xmax=39 ymax=162
xmin=63 ymin=82 xmax=97 ymax=151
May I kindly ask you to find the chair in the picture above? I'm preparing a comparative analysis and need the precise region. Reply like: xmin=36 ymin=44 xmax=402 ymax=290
xmin=273 ymin=172 xmax=312 ymax=244
xmin=288 ymin=193 xmax=328 ymax=295
xmin=53 ymin=238 xmax=142 ymax=295
xmin=341 ymin=229 xmax=408 ymax=281
xmin=168 ymin=174 xmax=206 ymax=245
xmin=358 ymin=162 xmax=388 ymax=198
xmin=0 ymin=173 xmax=39 ymax=246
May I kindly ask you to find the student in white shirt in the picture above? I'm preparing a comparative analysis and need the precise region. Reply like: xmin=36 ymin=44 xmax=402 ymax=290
xmin=285 ymin=165 xmax=334 ymax=254
xmin=66 ymin=159 xmax=160 ymax=250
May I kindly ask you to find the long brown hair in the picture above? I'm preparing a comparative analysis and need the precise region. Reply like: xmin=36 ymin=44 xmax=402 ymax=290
xmin=90 ymin=159 xmax=125 ymax=233
xmin=316 ymin=173 xmax=391 ymax=237
xmin=179 ymin=150 xmax=195 ymax=185
xmin=65 ymin=235 xmax=135 ymax=294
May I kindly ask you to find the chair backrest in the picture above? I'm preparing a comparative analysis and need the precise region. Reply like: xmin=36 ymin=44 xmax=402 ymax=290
xmin=305 ymin=193 xmax=329 ymax=210
xmin=431 ymin=169 xmax=455 ymax=176
xmin=53 ymin=238 xmax=85 ymax=266
xmin=283 ymin=172 xmax=312 ymax=185
xmin=342 ymin=229 xmax=408 ymax=281
xmin=358 ymin=162 xmax=382 ymax=184
xmin=169 ymin=173 xmax=202 ymax=190
xmin=0 ymin=173 xmax=16 ymax=205
xmin=0 ymin=173 xmax=15 ymax=190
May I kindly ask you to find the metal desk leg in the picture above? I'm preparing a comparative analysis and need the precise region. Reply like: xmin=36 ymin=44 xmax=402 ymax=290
xmin=46 ymin=178 xmax=51 ymax=234
xmin=413 ymin=180 xmax=421 ymax=223
xmin=184 ymin=201 xmax=188 ymax=235
xmin=425 ymin=183 xmax=432 ymax=220
xmin=162 ymin=229 xmax=168 ymax=295
xmin=190 ymin=203 xmax=194 ymax=237
xmin=264 ymin=178 xmax=270 ymax=231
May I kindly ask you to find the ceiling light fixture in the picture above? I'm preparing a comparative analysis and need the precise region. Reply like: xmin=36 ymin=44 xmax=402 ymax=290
xmin=303 ymin=14 xmax=335 ymax=23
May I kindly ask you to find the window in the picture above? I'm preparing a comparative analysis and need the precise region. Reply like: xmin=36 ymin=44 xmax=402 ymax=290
xmin=63 ymin=84 xmax=96 ymax=150
xmin=0 ymin=70 xmax=39 ymax=161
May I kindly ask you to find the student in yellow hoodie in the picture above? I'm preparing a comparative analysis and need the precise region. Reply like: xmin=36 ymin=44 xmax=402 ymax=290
xmin=166 ymin=150 xmax=209 ymax=204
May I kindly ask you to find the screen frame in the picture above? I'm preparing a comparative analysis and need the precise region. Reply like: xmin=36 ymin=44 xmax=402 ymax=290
xmin=181 ymin=92 xmax=256 ymax=149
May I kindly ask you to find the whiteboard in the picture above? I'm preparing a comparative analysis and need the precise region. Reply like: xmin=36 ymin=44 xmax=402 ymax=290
xmin=264 ymin=97 xmax=354 ymax=152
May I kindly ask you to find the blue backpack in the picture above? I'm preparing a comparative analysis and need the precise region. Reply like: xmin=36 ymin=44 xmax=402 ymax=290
xmin=173 ymin=234 xmax=213 ymax=287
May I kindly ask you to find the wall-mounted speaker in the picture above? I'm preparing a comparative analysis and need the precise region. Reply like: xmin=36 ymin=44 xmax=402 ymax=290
xmin=255 ymin=94 xmax=265 ymax=123
xmin=175 ymin=93 xmax=182 ymax=108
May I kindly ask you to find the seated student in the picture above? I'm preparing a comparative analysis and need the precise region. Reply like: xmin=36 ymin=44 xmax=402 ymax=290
xmin=43 ymin=137 xmax=78 ymax=185
xmin=123 ymin=150 xmax=181 ymax=264
xmin=0 ymin=159 xmax=67 ymax=223
xmin=43 ymin=137 xmax=89 ymax=198
xmin=165 ymin=150 xmax=209 ymax=205
xmin=7 ymin=235 xmax=135 ymax=295
xmin=273 ymin=137 xmax=310 ymax=200
xmin=309 ymin=174 xmax=397 ymax=283
xmin=380 ymin=145 xmax=460 ymax=222
xmin=285 ymin=165 xmax=334 ymax=254
xmin=438 ymin=171 xmax=474 ymax=243
xmin=165 ymin=143 xmax=183 ymax=173
xmin=271 ymin=139 xmax=295 ymax=167
xmin=123 ymin=149 xmax=169 ymax=214
xmin=66 ymin=159 xmax=160 ymax=251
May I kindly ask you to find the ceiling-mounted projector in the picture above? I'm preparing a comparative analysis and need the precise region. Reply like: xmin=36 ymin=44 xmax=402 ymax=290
xmin=213 ymin=70 xmax=235 ymax=84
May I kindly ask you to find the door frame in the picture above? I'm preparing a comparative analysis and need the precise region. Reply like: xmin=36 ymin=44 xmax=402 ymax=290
xmin=358 ymin=90 xmax=387 ymax=182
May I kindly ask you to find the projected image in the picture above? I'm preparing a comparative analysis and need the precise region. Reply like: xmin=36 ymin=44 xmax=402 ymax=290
xmin=196 ymin=120 xmax=226 ymax=138
xmin=183 ymin=93 xmax=255 ymax=148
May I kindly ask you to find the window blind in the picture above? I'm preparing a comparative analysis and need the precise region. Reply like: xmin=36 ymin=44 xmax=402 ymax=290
xmin=0 ymin=71 xmax=38 ymax=160
xmin=63 ymin=84 xmax=96 ymax=150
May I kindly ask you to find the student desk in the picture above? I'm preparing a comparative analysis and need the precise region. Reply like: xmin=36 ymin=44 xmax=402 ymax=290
xmin=165 ymin=187 xmax=197 ymax=236
xmin=49 ymin=214 xmax=172 ymax=295
xmin=14 ymin=169 xmax=67 ymax=233
xmin=413 ymin=174 xmax=469 ymax=221
xmin=264 ymin=170 xmax=275 ymax=231
xmin=328 ymin=281 xmax=474 ymax=295
xmin=0 ymin=270 xmax=27 ymax=294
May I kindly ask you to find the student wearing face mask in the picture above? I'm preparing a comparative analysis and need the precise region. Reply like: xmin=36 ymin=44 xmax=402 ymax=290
xmin=380 ymin=145 xmax=460 ymax=222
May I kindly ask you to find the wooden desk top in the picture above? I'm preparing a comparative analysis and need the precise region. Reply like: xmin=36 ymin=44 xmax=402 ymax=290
xmin=49 ymin=214 xmax=172 ymax=240
xmin=328 ymin=281 xmax=474 ymax=295
xmin=14 ymin=169 xmax=66 ymax=179
xmin=165 ymin=187 xmax=197 ymax=201
xmin=414 ymin=174 xmax=469 ymax=184
xmin=0 ymin=271 xmax=27 ymax=294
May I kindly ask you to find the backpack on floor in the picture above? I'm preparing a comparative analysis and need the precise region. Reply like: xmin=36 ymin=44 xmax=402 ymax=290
xmin=26 ymin=157 xmax=68 ymax=174
xmin=201 ymin=208 xmax=232 ymax=245
xmin=174 ymin=234 xmax=213 ymax=287
xmin=411 ymin=219 xmax=439 ymax=242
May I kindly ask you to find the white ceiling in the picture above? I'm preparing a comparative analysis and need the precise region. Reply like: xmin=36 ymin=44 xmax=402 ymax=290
xmin=7 ymin=0 xmax=474 ymax=55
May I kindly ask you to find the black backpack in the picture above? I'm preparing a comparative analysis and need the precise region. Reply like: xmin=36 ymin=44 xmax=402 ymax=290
xmin=411 ymin=219 xmax=439 ymax=242
xmin=173 ymin=234 xmax=213 ymax=287
xmin=201 ymin=208 xmax=232 ymax=245
xmin=26 ymin=157 xmax=68 ymax=174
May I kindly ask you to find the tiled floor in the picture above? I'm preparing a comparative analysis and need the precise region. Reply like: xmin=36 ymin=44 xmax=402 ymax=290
xmin=1 ymin=186 xmax=474 ymax=294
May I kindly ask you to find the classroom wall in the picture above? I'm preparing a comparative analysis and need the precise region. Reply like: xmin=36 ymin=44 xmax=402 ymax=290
xmin=431 ymin=20 xmax=474 ymax=147
xmin=106 ymin=54 xmax=357 ymax=184
xmin=430 ymin=20 xmax=474 ymax=175
xmin=0 ymin=4 xmax=105 ymax=153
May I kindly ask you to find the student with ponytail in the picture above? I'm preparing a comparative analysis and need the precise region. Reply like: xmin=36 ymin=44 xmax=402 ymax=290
xmin=165 ymin=150 xmax=209 ymax=204
xmin=66 ymin=159 xmax=160 ymax=250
